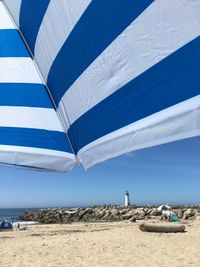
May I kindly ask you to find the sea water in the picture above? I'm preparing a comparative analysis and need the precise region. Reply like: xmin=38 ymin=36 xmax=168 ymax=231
xmin=0 ymin=208 xmax=38 ymax=222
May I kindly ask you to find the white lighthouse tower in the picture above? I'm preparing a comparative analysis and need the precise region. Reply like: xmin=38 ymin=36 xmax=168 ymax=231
xmin=125 ymin=191 xmax=130 ymax=206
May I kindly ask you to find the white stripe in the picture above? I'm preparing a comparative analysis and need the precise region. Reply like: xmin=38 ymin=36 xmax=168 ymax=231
xmin=0 ymin=145 xmax=76 ymax=172
xmin=0 ymin=107 xmax=63 ymax=132
xmin=78 ymin=95 xmax=200 ymax=169
xmin=0 ymin=58 xmax=43 ymax=84
xmin=3 ymin=0 xmax=21 ymax=26
xmin=34 ymin=0 xmax=91 ymax=81
xmin=0 ymin=1 xmax=15 ymax=29
xmin=60 ymin=0 xmax=200 ymax=128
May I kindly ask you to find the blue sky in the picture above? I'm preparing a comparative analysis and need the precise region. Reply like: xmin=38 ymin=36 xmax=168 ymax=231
xmin=0 ymin=136 xmax=199 ymax=208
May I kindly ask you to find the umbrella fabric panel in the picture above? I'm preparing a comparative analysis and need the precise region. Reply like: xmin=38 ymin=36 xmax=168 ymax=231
xmin=0 ymin=29 xmax=29 ymax=57
xmin=0 ymin=83 xmax=53 ymax=108
xmin=19 ymin=0 xmax=51 ymax=52
xmin=46 ymin=0 xmax=154 ymax=105
xmin=3 ymin=0 xmax=200 ymax=169
xmin=0 ymin=2 xmax=75 ymax=171
xmin=68 ymin=37 xmax=200 ymax=153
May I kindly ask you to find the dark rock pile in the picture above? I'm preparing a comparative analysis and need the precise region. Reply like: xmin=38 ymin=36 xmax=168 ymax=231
xmin=18 ymin=205 xmax=200 ymax=224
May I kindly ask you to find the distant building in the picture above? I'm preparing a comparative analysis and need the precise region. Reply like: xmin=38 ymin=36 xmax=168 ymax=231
xmin=125 ymin=191 xmax=130 ymax=206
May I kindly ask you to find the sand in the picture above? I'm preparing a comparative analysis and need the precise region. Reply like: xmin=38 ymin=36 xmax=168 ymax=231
xmin=0 ymin=220 xmax=200 ymax=267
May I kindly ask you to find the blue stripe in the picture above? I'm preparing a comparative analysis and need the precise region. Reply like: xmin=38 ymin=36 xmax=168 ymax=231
xmin=0 ymin=83 xmax=53 ymax=108
xmin=19 ymin=0 xmax=50 ymax=52
xmin=68 ymin=37 xmax=200 ymax=153
xmin=0 ymin=30 xmax=29 ymax=57
xmin=0 ymin=127 xmax=72 ymax=153
xmin=47 ymin=0 xmax=154 ymax=105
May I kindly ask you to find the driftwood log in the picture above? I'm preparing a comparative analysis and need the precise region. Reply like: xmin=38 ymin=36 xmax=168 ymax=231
xmin=139 ymin=223 xmax=185 ymax=233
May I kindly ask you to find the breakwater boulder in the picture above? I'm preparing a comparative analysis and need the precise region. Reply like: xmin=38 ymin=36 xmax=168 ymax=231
xmin=18 ymin=205 xmax=200 ymax=224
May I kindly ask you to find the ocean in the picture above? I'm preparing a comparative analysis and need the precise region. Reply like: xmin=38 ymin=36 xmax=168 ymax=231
xmin=0 ymin=208 xmax=38 ymax=222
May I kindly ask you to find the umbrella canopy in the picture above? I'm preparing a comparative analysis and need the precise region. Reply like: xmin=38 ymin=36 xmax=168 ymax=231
xmin=0 ymin=0 xmax=199 ymax=171
xmin=157 ymin=205 xmax=172 ymax=212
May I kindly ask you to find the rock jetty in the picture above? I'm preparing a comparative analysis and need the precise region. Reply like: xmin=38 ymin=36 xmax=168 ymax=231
xmin=18 ymin=205 xmax=200 ymax=224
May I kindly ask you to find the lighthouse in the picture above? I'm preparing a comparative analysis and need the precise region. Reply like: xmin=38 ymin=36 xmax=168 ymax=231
xmin=125 ymin=191 xmax=130 ymax=206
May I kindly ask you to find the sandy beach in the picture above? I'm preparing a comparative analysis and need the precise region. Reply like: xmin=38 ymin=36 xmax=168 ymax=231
xmin=0 ymin=220 xmax=200 ymax=267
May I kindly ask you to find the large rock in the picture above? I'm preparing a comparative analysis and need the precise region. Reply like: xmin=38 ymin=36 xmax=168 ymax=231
xmin=122 ymin=210 xmax=135 ymax=219
xmin=183 ymin=208 xmax=195 ymax=220
xmin=17 ymin=205 xmax=198 ymax=224
xmin=134 ymin=208 xmax=146 ymax=216
xmin=150 ymin=208 xmax=161 ymax=216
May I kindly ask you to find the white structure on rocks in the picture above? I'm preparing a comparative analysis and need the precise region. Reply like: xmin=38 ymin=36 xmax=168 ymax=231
xmin=125 ymin=191 xmax=130 ymax=206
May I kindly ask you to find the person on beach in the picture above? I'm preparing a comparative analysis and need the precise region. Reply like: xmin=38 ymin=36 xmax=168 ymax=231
xmin=161 ymin=210 xmax=180 ymax=222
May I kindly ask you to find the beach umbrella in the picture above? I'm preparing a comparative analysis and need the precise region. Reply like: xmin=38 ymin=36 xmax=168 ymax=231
xmin=0 ymin=0 xmax=199 ymax=171
xmin=157 ymin=205 xmax=172 ymax=212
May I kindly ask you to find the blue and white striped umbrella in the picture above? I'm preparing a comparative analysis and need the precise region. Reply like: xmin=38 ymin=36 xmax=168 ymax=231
xmin=0 ymin=0 xmax=200 ymax=171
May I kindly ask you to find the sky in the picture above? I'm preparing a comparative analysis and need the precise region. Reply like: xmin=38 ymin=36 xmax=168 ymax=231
xmin=0 ymin=136 xmax=199 ymax=208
